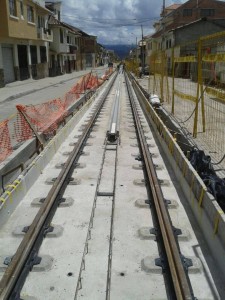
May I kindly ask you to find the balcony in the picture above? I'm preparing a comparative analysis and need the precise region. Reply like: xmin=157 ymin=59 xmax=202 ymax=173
xmin=69 ymin=45 xmax=78 ymax=54
xmin=37 ymin=28 xmax=53 ymax=42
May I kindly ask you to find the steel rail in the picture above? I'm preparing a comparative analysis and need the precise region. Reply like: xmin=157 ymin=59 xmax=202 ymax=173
xmin=107 ymin=72 xmax=122 ymax=142
xmin=0 ymin=72 xmax=118 ymax=300
xmin=125 ymin=73 xmax=194 ymax=300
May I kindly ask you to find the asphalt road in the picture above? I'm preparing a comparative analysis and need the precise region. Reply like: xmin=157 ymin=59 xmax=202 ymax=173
xmin=0 ymin=66 xmax=108 ymax=122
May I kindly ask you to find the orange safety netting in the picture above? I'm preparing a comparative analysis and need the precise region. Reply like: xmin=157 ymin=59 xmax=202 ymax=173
xmin=16 ymin=98 xmax=66 ymax=139
xmin=14 ymin=112 xmax=33 ymax=142
xmin=0 ymin=120 xmax=13 ymax=163
xmin=1 ymin=70 xmax=113 ymax=163
xmin=64 ymin=73 xmax=102 ymax=109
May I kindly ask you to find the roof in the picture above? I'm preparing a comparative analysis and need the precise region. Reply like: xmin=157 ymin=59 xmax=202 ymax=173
xmin=60 ymin=22 xmax=83 ymax=36
xmin=161 ymin=3 xmax=181 ymax=17
xmin=48 ymin=16 xmax=96 ymax=39
xmin=171 ymin=17 xmax=225 ymax=31
xmin=48 ymin=16 xmax=83 ymax=36
xmin=33 ymin=1 xmax=52 ymax=13
xmin=166 ymin=4 xmax=182 ymax=10
xmin=48 ymin=15 xmax=61 ymax=25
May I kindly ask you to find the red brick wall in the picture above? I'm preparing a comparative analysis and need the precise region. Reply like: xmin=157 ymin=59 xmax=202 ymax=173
xmin=171 ymin=0 xmax=225 ymax=26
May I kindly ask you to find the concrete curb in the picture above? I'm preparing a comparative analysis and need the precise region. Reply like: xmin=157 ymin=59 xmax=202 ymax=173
xmin=132 ymin=79 xmax=225 ymax=277
xmin=1 ymin=72 xmax=90 ymax=104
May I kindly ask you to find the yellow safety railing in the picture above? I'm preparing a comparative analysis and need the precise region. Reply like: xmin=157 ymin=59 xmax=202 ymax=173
xmin=149 ymin=31 xmax=225 ymax=164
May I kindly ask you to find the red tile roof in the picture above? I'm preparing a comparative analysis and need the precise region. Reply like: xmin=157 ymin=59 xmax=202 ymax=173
xmin=166 ymin=4 xmax=182 ymax=10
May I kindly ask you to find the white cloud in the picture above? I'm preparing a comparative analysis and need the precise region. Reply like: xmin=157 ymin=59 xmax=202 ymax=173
xmin=61 ymin=0 xmax=161 ymax=44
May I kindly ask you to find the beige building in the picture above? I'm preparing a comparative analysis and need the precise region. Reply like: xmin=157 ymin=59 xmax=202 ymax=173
xmin=0 ymin=0 xmax=52 ymax=87
xmin=0 ymin=0 xmax=99 ymax=87
xmin=46 ymin=1 xmax=97 ymax=75
xmin=144 ymin=0 xmax=225 ymax=74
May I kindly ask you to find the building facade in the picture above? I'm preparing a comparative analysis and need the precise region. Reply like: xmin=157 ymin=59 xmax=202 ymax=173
xmin=145 ymin=0 xmax=225 ymax=73
xmin=48 ymin=16 xmax=81 ymax=76
xmin=0 ymin=0 xmax=99 ymax=87
xmin=0 ymin=0 xmax=52 ymax=87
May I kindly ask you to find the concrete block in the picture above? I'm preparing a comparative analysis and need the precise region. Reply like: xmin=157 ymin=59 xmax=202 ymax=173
xmin=138 ymin=227 xmax=155 ymax=240
xmin=133 ymin=179 xmax=145 ymax=186
xmin=150 ymin=152 xmax=159 ymax=158
xmin=21 ymin=296 xmax=37 ymax=300
xmin=131 ymin=153 xmax=141 ymax=157
xmin=135 ymin=199 xmax=150 ymax=208
xmin=106 ymin=145 xmax=117 ymax=151
xmin=31 ymin=197 xmax=74 ymax=207
xmin=154 ymin=164 xmax=164 ymax=170
xmin=165 ymin=199 xmax=179 ymax=209
xmin=32 ymin=255 xmax=54 ymax=272
xmin=62 ymin=151 xmax=89 ymax=156
xmin=141 ymin=256 xmax=202 ymax=274
xmin=55 ymin=162 xmax=86 ymax=169
xmin=148 ymin=143 xmax=156 ymax=148
xmin=132 ymin=164 xmax=143 ymax=170
xmin=0 ymin=255 xmax=53 ymax=272
xmin=141 ymin=256 xmax=162 ymax=274
xmin=127 ymin=129 xmax=136 ymax=133
xmin=12 ymin=225 xmax=63 ymax=238
xmin=69 ymin=142 xmax=77 ymax=146
xmin=45 ymin=177 xmax=81 ymax=185
xmin=158 ymin=179 xmax=170 ymax=186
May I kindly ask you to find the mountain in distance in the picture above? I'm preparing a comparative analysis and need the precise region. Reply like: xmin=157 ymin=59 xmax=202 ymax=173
xmin=103 ymin=44 xmax=134 ymax=60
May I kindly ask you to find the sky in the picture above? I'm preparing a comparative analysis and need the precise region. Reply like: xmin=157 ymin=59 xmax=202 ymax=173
xmin=61 ymin=0 xmax=184 ymax=45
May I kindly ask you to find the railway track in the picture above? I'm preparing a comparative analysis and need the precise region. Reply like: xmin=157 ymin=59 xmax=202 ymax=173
xmin=0 ymin=69 xmax=223 ymax=299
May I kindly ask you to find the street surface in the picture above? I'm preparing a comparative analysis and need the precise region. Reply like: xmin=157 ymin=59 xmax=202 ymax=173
xmin=0 ymin=66 xmax=108 ymax=122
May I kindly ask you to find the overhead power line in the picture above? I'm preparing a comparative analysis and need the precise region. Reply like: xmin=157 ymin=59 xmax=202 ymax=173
xmin=62 ymin=14 xmax=157 ymax=27
xmin=62 ymin=14 xmax=155 ymax=22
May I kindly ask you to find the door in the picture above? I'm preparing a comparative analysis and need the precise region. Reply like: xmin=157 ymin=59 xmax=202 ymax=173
xmin=2 ymin=45 xmax=15 ymax=84
xmin=30 ymin=45 xmax=37 ymax=79
xmin=18 ymin=45 xmax=29 ymax=80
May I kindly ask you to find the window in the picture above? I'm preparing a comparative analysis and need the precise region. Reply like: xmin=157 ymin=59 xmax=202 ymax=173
xmin=148 ymin=42 xmax=152 ymax=50
xmin=183 ymin=9 xmax=192 ymax=16
xmin=60 ymin=29 xmax=64 ymax=43
xmin=201 ymin=9 xmax=215 ymax=17
xmin=40 ymin=46 xmax=47 ymax=63
xmin=20 ymin=1 xmax=24 ymax=17
xmin=9 ymin=0 xmax=17 ymax=16
xmin=166 ymin=39 xmax=171 ymax=49
xmin=27 ymin=5 xmax=34 ymax=23
xmin=37 ymin=16 xmax=45 ymax=28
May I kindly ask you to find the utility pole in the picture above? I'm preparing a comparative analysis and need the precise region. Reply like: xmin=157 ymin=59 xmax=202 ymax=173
xmin=136 ymin=36 xmax=138 ymax=63
xmin=141 ymin=24 xmax=145 ymax=73
xmin=162 ymin=0 xmax=165 ymax=48
xmin=161 ymin=0 xmax=166 ymax=101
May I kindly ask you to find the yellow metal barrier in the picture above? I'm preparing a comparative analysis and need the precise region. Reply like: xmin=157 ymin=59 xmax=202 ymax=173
xmin=149 ymin=31 xmax=225 ymax=164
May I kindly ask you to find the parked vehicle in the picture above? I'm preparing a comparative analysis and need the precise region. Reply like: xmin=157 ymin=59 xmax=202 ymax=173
xmin=143 ymin=65 xmax=149 ymax=75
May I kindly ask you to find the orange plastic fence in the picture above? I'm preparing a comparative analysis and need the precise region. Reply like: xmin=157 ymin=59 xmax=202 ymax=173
xmin=16 ymin=98 xmax=66 ymax=139
xmin=64 ymin=73 xmax=103 ymax=109
xmin=0 ymin=120 xmax=13 ymax=163
xmin=0 ymin=69 xmax=112 ymax=163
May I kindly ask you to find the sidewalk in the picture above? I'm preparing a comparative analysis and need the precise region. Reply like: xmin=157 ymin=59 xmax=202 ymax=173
xmin=0 ymin=66 xmax=106 ymax=104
